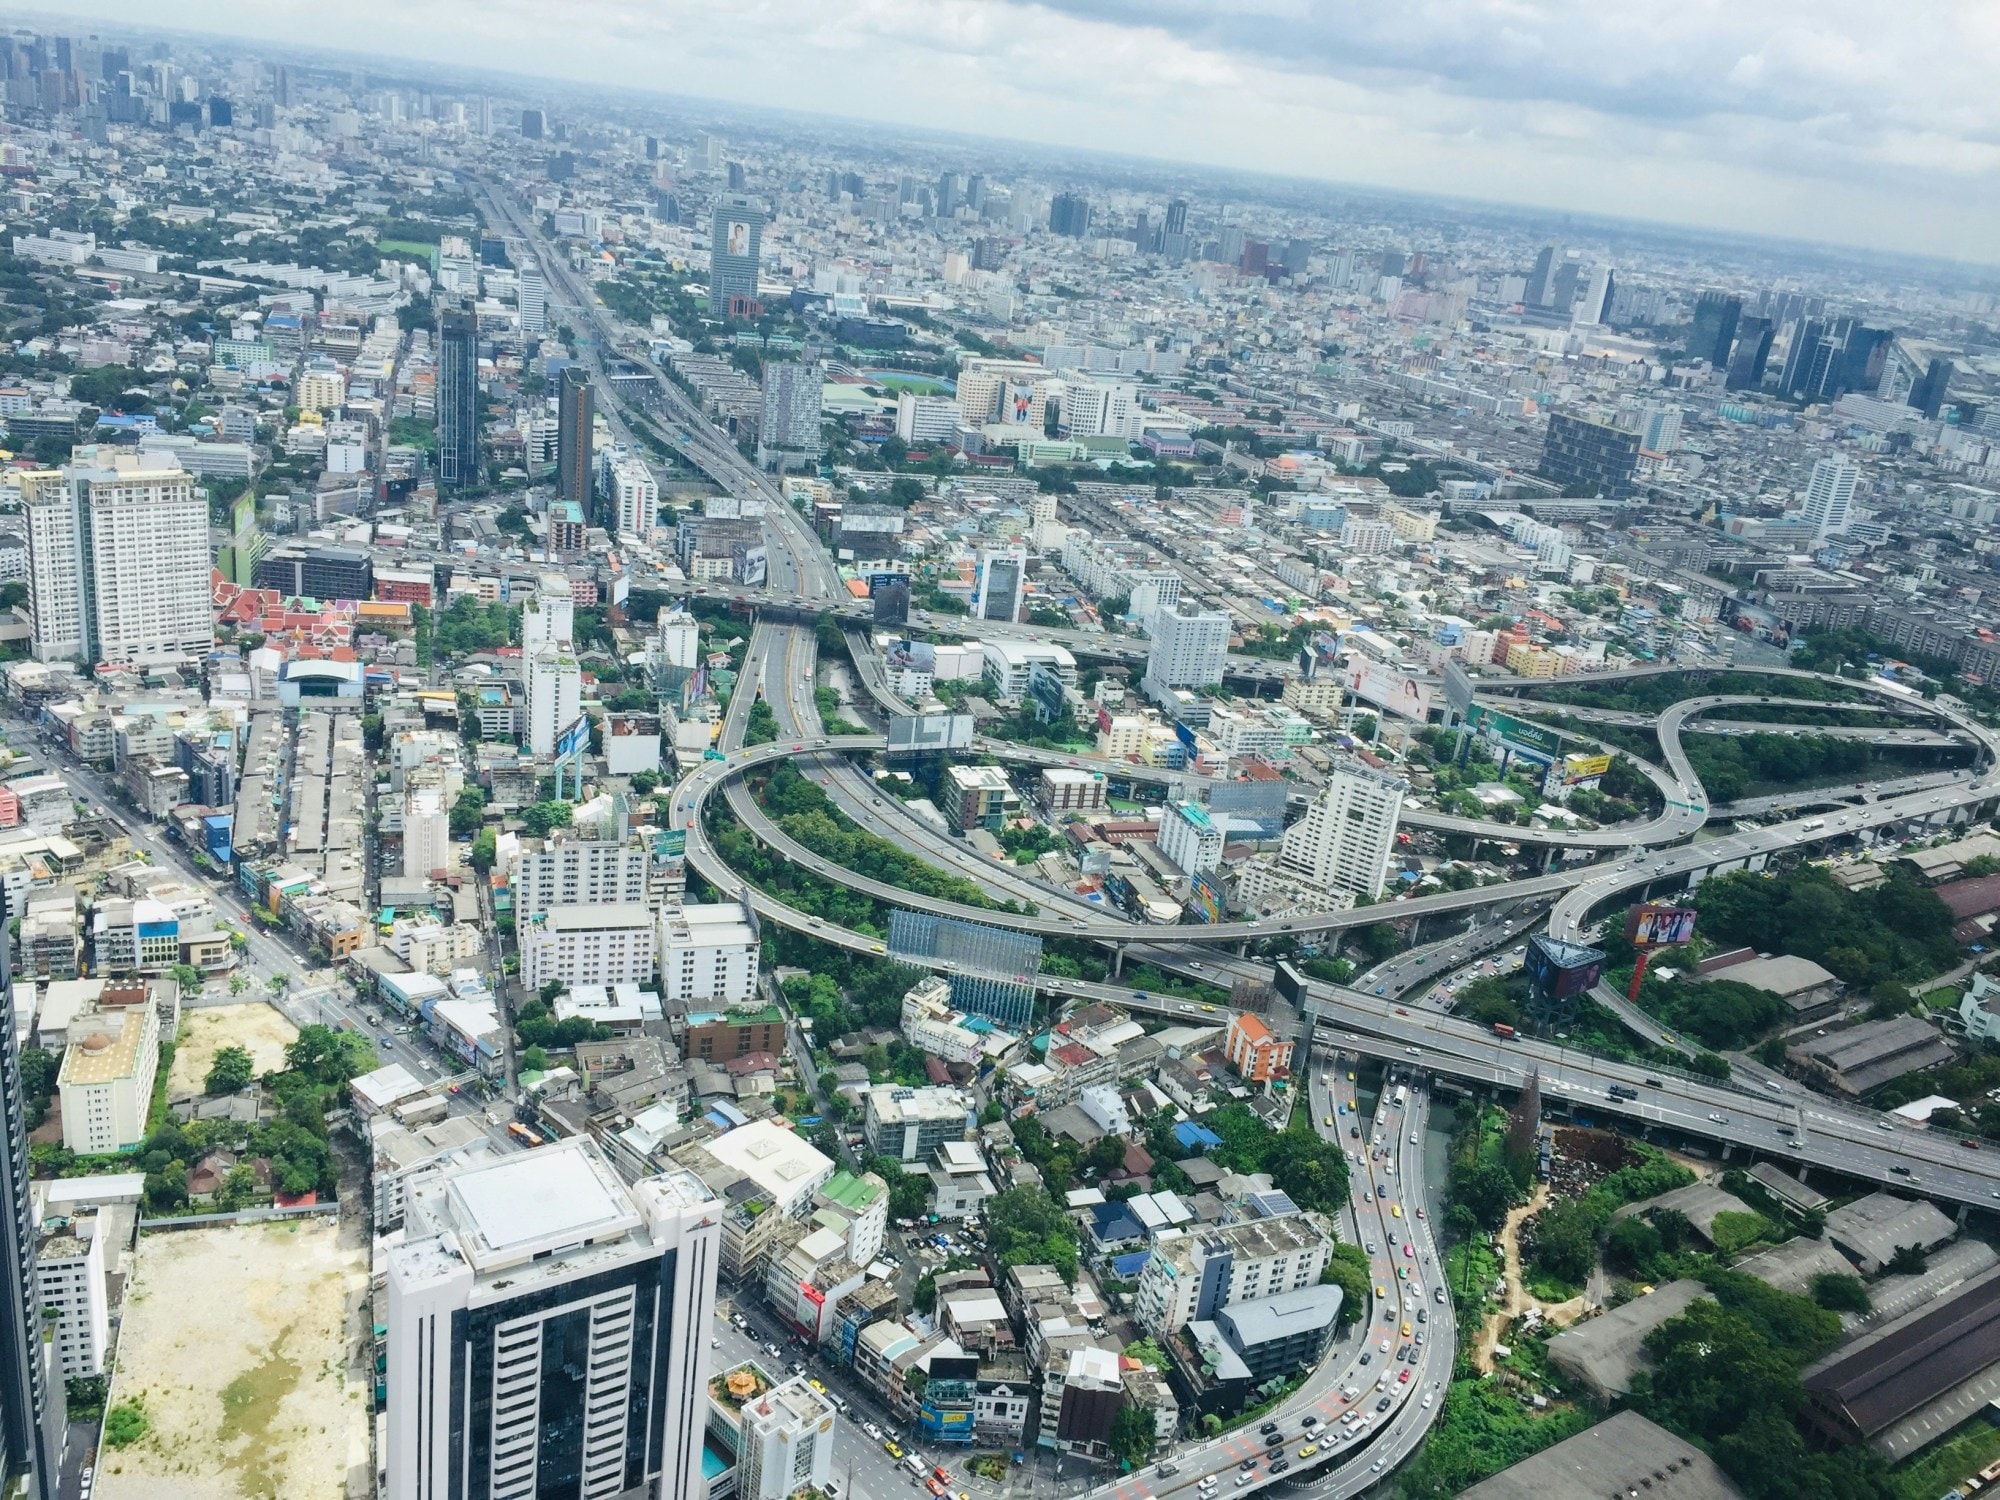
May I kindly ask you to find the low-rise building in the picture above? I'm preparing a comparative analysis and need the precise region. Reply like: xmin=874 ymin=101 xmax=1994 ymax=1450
xmin=520 ymin=902 xmax=658 ymax=990
xmin=864 ymin=1086 xmax=971 ymax=1162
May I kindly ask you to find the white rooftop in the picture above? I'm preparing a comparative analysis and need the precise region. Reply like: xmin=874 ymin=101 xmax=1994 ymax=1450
xmin=705 ymin=1119 xmax=835 ymax=1212
xmin=445 ymin=1138 xmax=641 ymax=1269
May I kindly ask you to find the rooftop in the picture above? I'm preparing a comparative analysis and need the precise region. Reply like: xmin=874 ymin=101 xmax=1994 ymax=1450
xmin=59 ymin=1011 xmax=151 ymax=1087
xmin=1457 ymin=1410 xmax=1744 ymax=1500
xmin=443 ymin=1137 xmax=641 ymax=1270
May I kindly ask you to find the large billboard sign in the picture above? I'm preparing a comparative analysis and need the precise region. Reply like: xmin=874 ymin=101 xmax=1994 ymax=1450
xmin=1344 ymin=663 xmax=1433 ymax=723
xmin=1625 ymin=904 xmax=1696 ymax=947
xmin=1525 ymin=934 xmax=1605 ymax=1000
xmin=1467 ymin=704 xmax=1562 ymax=761
xmin=886 ymin=713 xmax=975 ymax=752
xmin=554 ymin=716 xmax=588 ymax=760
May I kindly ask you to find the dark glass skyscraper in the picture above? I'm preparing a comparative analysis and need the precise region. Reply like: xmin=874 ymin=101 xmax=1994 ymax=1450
xmin=1725 ymin=316 xmax=1775 ymax=390
xmin=1688 ymin=291 xmax=1742 ymax=370
xmin=1538 ymin=412 xmax=1640 ymax=499
xmin=557 ymin=366 xmax=594 ymax=518
xmin=436 ymin=304 xmax=480 ymax=490
xmin=1048 ymin=192 xmax=1092 ymax=238
xmin=1523 ymin=241 xmax=1561 ymax=307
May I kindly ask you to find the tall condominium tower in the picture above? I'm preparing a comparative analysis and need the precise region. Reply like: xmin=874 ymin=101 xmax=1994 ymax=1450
xmin=556 ymin=367 xmax=594 ymax=517
xmin=1802 ymin=456 xmax=1859 ymax=539
xmin=437 ymin=303 xmax=480 ymax=488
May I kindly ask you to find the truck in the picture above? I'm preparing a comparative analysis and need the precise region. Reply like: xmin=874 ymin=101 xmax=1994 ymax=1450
xmin=1800 ymin=819 xmax=1825 ymax=832
xmin=1608 ymin=1084 xmax=1639 ymax=1101
xmin=1491 ymin=1022 xmax=1516 ymax=1038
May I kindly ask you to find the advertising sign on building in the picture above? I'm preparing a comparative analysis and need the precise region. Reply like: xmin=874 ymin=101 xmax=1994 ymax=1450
xmin=1344 ymin=662 xmax=1433 ymax=722
xmin=1625 ymin=904 xmax=1697 ymax=946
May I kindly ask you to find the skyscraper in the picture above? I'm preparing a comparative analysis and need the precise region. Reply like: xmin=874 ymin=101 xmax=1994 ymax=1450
xmin=1687 ymin=291 xmax=1742 ymax=370
xmin=972 ymin=546 xmax=1027 ymax=624
xmin=1048 ymin=192 xmax=1092 ymax=238
xmin=519 ymin=107 xmax=545 ymax=139
xmin=1548 ymin=259 xmax=1583 ymax=314
xmin=1574 ymin=266 xmax=1615 ymax=326
xmin=709 ymin=196 xmax=764 ymax=312
xmin=1802 ymin=456 xmax=1859 ymax=539
xmin=935 ymin=171 xmax=960 ymax=218
xmin=1910 ymin=357 xmax=1955 ymax=420
xmin=1143 ymin=602 xmax=1230 ymax=700
xmin=1725 ymin=316 xmax=1775 ymax=390
xmin=1538 ymin=412 xmax=1640 ymax=499
xmin=0 ymin=887 xmax=58 ymax=1500
xmin=1523 ymin=241 xmax=1561 ymax=307
xmin=1779 ymin=318 xmax=1825 ymax=400
xmin=22 ymin=459 xmax=210 ymax=666
xmin=437 ymin=304 xmax=480 ymax=489
xmin=384 ymin=1141 xmax=719 ymax=1500
xmin=518 ymin=261 xmax=546 ymax=334
xmin=525 ymin=643 xmax=583 ymax=756
xmin=1164 ymin=198 xmax=1188 ymax=237
xmin=557 ymin=366 xmax=594 ymax=516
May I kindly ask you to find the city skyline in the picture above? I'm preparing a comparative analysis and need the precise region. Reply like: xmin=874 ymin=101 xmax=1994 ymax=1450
xmin=31 ymin=1 xmax=2000 ymax=266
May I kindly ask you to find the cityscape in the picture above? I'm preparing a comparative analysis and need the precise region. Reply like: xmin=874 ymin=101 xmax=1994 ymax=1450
xmin=0 ymin=11 xmax=1985 ymax=1500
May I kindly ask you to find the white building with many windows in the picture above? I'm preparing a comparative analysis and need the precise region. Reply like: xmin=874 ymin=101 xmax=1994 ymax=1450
xmin=511 ymin=837 xmax=654 ymax=922
xmin=385 ymin=1141 xmax=720 ymax=1500
xmin=1239 ymin=760 xmax=1407 ymax=909
xmin=1157 ymin=801 xmax=1224 ymax=877
xmin=56 ymin=1004 xmax=160 ymax=1154
xmin=657 ymin=903 xmax=760 ymax=1005
xmin=519 ymin=903 xmax=658 ymax=990
xmin=736 ymin=1375 xmax=837 ymax=1500
xmin=1143 ymin=602 xmax=1229 ymax=701
xmin=35 ymin=1211 xmax=108 ymax=1378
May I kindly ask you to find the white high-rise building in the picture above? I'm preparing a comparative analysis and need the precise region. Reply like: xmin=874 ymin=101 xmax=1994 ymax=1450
xmin=657 ymin=903 xmax=760 ymax=1005
xmin=521 ymin=574 xmax=574 ymax=652
xmin=1265 ymin=761 xmax=1407 ymax=900
xmin=1058 ymin=377 xmax=1143 ymax=439
xmin=524 ymin=644 xmax=582 ymax=756
xmin=609 ymin=457 xmax=659 ymax=540
xmin=1802 ymin=456 xmax=1859 ymax=539
xmin=385 ymin=1140 xmax=719 ymax=1500
xmin=35 ymin=1210 xmax=109 ymax=1378
xmin=1144 ymin=602 xmax=1230 ymax=700
xmin=1158 ymin=800 xmax=1224 ymax=877
xmin=972 ymin=545 xmax=1026 ymax=623
xmin=22 ymin=459 xmax=212 ymax=666
xmin=736 ymin=1376 xmax=837 ymax=1500
xmin=518 ymin=261 xmax=546 ymax=333
xmin=403 ymin=785 xmax=450 ymax=879
xmin=657 ymin=608 xmax=700 ymax=672
xmin=756 ymin=359 xmax=824 ymax=470
xmin=520 ymin=903 xmax=658 ymax=989
xmin=512 ymin=837 xmax=655 ymax=921
xmin=1574 ymin=265 xmax=1614 ymax=327
xmin=1639 ymin=403 xmax=1683 ymax=454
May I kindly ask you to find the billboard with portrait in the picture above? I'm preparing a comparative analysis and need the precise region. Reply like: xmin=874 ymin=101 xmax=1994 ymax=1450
xmin=725 ymin=219 xmax=751 ymax=259
xmin=1625 ymin=904 xmax=1696 ymax=947
xmin=1343 ymin=662 xmax=1433 ymax=723
xmin=1004 ymin=382 xmax=1036 ymax=424
xmin=1525 ymin=934 xmax=1605 ymax=1000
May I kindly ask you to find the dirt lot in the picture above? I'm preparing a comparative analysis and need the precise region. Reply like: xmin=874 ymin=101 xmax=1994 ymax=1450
xmin=96 ymin=1215 xmax=372 ymax=1499
xmin=168 ymin=1003 xmax=298 ymax=1097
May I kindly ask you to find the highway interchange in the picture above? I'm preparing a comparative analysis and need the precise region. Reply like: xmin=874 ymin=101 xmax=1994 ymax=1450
xmin=493 ymin=178 xmax=2000 ymax=1495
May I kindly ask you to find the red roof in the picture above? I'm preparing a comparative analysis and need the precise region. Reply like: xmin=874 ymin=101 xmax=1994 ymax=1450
xmin=1939 ymin=875 xmax=2000 ymax=920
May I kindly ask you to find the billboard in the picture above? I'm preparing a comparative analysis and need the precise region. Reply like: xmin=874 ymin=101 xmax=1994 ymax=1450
xmin=554 ymin=716 xmax=588 ymax=760
xmin=1524 ymin=934 xmax=1605 ymax=1000
xmin=1442 ymin=660 xmax=1477 ymax=718
xmin=887 ymin=639 xmax=937 ymax=673
xmin=1467 ymin=704 xmax=1562 ymax=761
xmin=724 ymin=218 xmax=753 ymax=259
xmin=739 ymin=544 xmax=768 ymax=587
xmin=1003 ymin=382 xmax=1036 ymax=424
xmin=655 ymin=829 xmax=687 ymax=859
xmin=1344 ymin=662 xmax=1433 ymax=723
xmin=1625 ymin=904 xmax=1696 ymax=947
xmin=1562 ymin=753 xmax=1613 ymax=782
xmin=886 ymin=712 xmax=975 ymax=752
xmin=1186 ymin=872 xmax=1225 ymax=924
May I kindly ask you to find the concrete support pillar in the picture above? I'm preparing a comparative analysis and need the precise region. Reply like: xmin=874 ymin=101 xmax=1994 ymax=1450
xmin=1112 ymin=947 xmax=1126 ymax=979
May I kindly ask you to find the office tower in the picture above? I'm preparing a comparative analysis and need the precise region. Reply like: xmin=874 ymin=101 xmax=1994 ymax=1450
xmin=1687 ymin=291 xmax=1741 ymax=369
xmin=696 ymin=132 xmax=725 ymax=169
xmin=1538 ymin=412 xmax=1640 ymax=499
xmin=519 ymin=107 xmax=545 ymax=138
xmin=709 ymin=196 xmax=764 ymax=312
xmin=1523 ymin=241 xmax=1561 ymax=307
xmin=437 ymin=304 xmax=480 ymax=489
xmin=1048 ymin=192 xmax=1091 ymax=238
xmin=935 ymin=171 xmax=960 ymax=218
xmin=206 ymin=96 xmax=231 ymax=128
xmin=972 ymin=546 xmax=1026 ymax=624
xmin=1802 ymin=456 xmax=1859 ymax=539
xmin=1779 ymin=317 xmax=1824 ymax=400
xmin=385 ymin=1141 xmax=719 ymax=1500
xmin=1272 ymin=762 xmax=1408 ymax=900
xmin=518 ymin=261 xmax=546 ymax=334
xmin=557 ymin=366 xmax=594 ymax=515
xmin=1725 ymin=316 xmax=1775 ymax=390
xmin=0 ymin=888 xmax=57 ymax=1500
xmin=971 ymin=237 xmax=1006 ymax=273
xmin=1840 ymin=326 xmax=1891 ymax=399
xmin=1240 ymin=240 xmax=1270 ymax=279
xmin=1910 ymin=357 xmax=1955 ymax=420
xmin=1548 ymin=259 xmax=1583 ymax=314
xmin=645 ymin=135 xmax=659 ymax=160
xmin=525 ymin=644 xmax=582 ymax=756
xmin=1575 ymin=266 xmax=1614 ymax=326
xmin=1164 ymin=198 xmax=1189 ymax=237
xmin=726 ymin=160 xmax=746 ymax=191
xmin=22 ymin=460 xmax=209 ymax=667
xmin=1143 ymin=602 xmax=1230 ymax=699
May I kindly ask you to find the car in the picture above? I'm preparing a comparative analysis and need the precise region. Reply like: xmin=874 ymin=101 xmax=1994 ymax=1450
xmin=1891 ymin=1164 xmax=1912 ymax=1176
xmin=1416 ymin=1309 xmax=1427 ymax=1324
xmin=1198 ymin=1478 xmax=1218 ymax=1493
xmin=1401 ymin=1322 xmax=1412 ymax=1337
xmin=1399 ymin=1369 xmax=1412 ymax=1384
xmin=1405 ymin=1243 xmax=1415 ymax=1258
xmin=1301 ymin=1415 xmax=1320 ymax=1430
xmin=1239 ymin=1459 xmax=1257 ymax=1472
xmin=1416 ymin=1207 xmax=1426 ymax=1220
xmin=1359 ymin=1352 xmax=1372 ymax=1365
xmin=1379 ymin=1338 xmax=1390 ymax=1352
xmin=711 ymin=1337 xmax=721 ymax=1348
xmin=885 ymin=1442 xmax=904 ymax=1458
xmin=1376 ymin=1396 xmax=1392 ymax=1412
xmin=1269 ymin=1461 xmax=1290 ymax=1475
xmin=1324 ymin=1115 xmax=1334 ymax=1126
xmin=1392 ymin=1204 xmax=1403 ymax=1218
xmin=1201 ymin=1004 xmax=1216 ymax=1013
xmin=1233 ymin=1476 xmax=1253 ymax=1489
xmin=1347 ymin=1071 xmax=1355 ymax=1081
xmin=1298 ymin=1445 xmax=1318 ymax=1459
xmin=1877 ymin=1118 xmax=1896 ymax=1131
xmin=1376 ymin=1285 xmax=1387 ymax=1297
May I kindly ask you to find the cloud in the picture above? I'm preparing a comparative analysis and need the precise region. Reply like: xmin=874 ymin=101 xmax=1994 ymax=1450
xmin=50 ymin=0 xmax=2000 ymax=260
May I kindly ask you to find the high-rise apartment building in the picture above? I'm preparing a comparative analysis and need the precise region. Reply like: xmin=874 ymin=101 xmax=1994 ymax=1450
xmin=710 ymin=196 xmax=764 ymax=310
xmin=1143 ymin=602 xmax=1230 ymax=700
xmin=1575 ymin=266 xmax=1615 ymax=326
xmin=524 ymin=644 xmax=582 ymax=757
xmin=1048 ymin=192 xmax=1092 ymax=238
xmin=385 ymin=1141 xmax=719 ymax=1500
xmin=437 ymin=304 xmax=480 ymax=488
xmin=1802 ymin=457 xmax=1859 ymax=539
xmin=1264 ymin=761 xmax=1407 ymax=900
xmin=1538 ymin=412 xmax=1640 ymax=499
xmin=511 ymin=837 xmax=654 ymax=922
xmin=22 ymin=460 xmax=211 ymax=667
xmin=736 ymin=1377 xmax=837 ymax=1500
xmin=557 ymin=366 xmax=594 ymax=518
xmin=756 ymin=359 xmax=823 ymax=470
xmin=971 ymin=546 xmax=1026 ymax=624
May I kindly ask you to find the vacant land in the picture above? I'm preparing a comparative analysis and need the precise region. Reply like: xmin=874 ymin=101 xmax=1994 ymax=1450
xmin=168 ymin=1003 xmax=298 ymax=1096
xmin=97 ymin=1216 xmax=370 ymax=1499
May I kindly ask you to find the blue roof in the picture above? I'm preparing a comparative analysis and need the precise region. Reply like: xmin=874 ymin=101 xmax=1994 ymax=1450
xmin=1110 ymin=1250 xmax=1153 ymax=1278
xmin=1174 ymin=1121 xmax=1224 ymax=1151
xmin=1089 ymin=1201 xmax=1145 ymax=1243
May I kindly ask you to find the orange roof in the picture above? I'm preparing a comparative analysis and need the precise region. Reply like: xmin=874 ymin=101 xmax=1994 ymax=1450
xmin=845 ymin=578 xmax=870 ymax=599
xmin=1230 ymin=1011 xmax=1273 ymax=1043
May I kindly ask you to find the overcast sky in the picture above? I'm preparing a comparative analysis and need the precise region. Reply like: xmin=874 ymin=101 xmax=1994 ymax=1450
xmin=59 ymin=0 xmax=2000 ymax=264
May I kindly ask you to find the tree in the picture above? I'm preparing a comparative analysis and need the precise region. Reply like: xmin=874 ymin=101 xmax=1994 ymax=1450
xmin=521 ymin=800 xmax=574 ymax=838
xmin=1321 ymin=1242 xmax=1371 ymax=1327
xmin=469 ymin=828 xmax=498 ymax=873
xmin=450 ymin=787 xmax=488 ymax=836
xmin=103 ymin=1399 xmax=149 ymax=1448
xmin=521 ymin=1045 xmax=550 ymax=1073
xmin=169 ymin=963 xmax=205 ymax=992
xmin=284 ymin=1024 xmax=375 ymax=1086
xmin=217 ymin=1163 xmax=261 ymax=1211
xmin=1108 ymin=1402 xmax=1156 ymax=1467
xmin=1809 ymin=1273 xmax=1870 ymax=1313
xmin=205 ymin=1045 xmax=255 ymax=1095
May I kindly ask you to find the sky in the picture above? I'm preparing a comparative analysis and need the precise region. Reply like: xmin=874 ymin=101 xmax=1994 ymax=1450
xmin=51 ymin=0 xmax=2000 ymax=264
